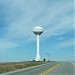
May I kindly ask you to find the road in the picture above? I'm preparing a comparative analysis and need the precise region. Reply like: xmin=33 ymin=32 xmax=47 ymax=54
xmin=1 ymin=62 xmax=74 ymax=75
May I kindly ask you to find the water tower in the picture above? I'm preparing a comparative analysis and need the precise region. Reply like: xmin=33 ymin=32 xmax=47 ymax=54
xmin=33 ymin=26 xmax=43 ymax=61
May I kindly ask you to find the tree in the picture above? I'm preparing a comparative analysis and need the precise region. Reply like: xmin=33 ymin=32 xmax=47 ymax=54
xmin=43 ymin=58 xmax=46 ymax=61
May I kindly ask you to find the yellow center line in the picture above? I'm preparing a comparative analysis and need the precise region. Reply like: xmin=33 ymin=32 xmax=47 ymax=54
xmin=41 ymin=63 xmax=62 ymax=75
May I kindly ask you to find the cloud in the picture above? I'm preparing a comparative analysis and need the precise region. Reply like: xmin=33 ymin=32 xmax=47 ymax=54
xmin=52 ymin=38 xmax=74 ymax=49
xmin=0 ymin=0 xmax=74 ymax=51
xmin=0 ymin=39 xmax=18 ymax=51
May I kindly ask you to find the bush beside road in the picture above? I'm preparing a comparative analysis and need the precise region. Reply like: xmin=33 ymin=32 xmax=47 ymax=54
xmin=0 ymin=61 xmax=48 ymax=74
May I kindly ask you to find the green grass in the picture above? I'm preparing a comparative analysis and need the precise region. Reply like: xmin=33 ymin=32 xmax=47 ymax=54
xmin=0 ymin=61 xmax=48 ymax=74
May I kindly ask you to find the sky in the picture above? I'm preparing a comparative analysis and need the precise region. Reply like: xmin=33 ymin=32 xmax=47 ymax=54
xmin=0 ymin=0 xmax=74 ymax=62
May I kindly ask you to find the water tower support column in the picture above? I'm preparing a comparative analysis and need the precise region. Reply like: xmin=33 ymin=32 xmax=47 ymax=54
xmin=36 ymin=34 xmax=40 ymax=61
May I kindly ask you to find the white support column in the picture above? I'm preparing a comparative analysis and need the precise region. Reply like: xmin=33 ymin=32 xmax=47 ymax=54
xmin=35 ymin=34 xmax=41 ymax=61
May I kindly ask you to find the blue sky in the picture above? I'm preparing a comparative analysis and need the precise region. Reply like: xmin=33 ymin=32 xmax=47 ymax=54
xmin=0 ymin=0 xmax=74 ymax=62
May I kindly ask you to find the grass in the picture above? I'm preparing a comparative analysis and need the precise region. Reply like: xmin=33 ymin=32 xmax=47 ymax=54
xmin=0 ymin=61 xmax=48 ymax=74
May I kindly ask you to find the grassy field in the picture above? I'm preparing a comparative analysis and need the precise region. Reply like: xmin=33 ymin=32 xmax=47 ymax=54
xmin=0 ymin=61 xmax=48 ymax=74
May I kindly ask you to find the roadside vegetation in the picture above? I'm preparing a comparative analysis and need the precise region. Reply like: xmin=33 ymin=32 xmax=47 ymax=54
xmin=0 ymin=61 xmax=48 ymax=74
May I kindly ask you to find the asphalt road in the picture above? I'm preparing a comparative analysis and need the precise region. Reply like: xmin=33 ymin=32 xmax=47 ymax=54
xmin=1 ymin=62 xmax=74 ymax=75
